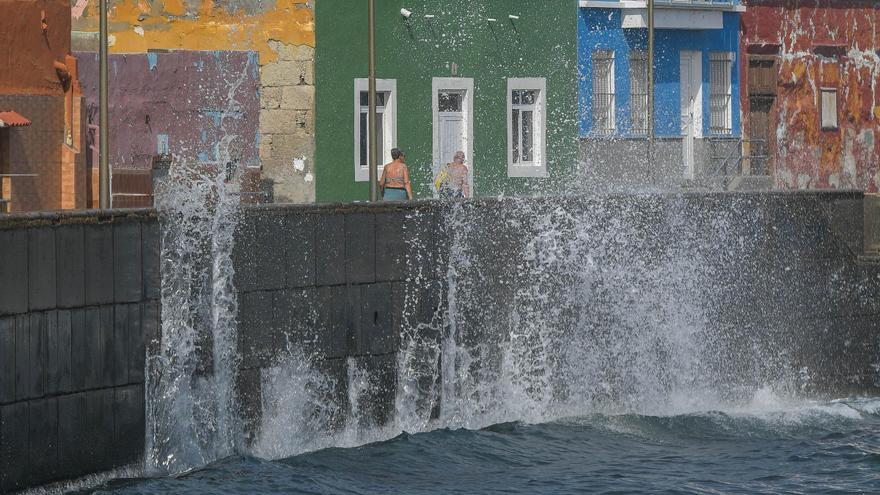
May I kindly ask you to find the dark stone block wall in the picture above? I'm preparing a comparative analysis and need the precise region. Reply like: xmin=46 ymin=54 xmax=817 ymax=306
xmin=232 ymin=202 xmax=445 ymax=437
xmin=231 ymin=191 xmax=880 ymax=439
xmin=0 ymin=209 xmax=159 ymax=492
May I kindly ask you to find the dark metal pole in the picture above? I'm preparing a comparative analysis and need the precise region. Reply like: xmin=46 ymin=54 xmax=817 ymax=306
xmin=647 ymin=0 xmax=655 ymax=171
xmin=367 ymin=0 xmax=379 ymax=202
xmin=99 ymin=0 xmax=110 ymax=208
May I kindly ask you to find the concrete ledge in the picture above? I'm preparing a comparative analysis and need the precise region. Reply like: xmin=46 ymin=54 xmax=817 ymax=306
xmin=0 ymin=208 xmax=156 ymax=230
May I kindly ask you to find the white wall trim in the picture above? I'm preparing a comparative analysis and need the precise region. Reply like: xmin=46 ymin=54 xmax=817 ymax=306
xmin=621 ymin=8 xmax=724 ymax=30
xmin=579 ymin=1 xmax=745 ymax=13
xmin=507 ymin=78 xmax=548 ymax=178
xmin=353 ymin=78 xmax=397 ymax=182
xmin=432 ymin=77 xmax=474 ymax=196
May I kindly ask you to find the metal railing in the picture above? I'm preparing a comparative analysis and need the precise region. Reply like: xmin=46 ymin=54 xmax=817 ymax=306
xmin=706 ymin=137 xmax=768 ymax=189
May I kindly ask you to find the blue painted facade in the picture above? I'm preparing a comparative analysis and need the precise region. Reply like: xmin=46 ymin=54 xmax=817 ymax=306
xmin=578 ymin=8 xmax=742 ymax=138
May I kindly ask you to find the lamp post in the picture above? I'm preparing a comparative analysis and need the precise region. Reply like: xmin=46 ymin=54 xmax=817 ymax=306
xmin=99 ymin=0 xmax=110 ymax=208
xmin=367 ymin=0 xmax=379 ymax=202
xmin=647 ymin=0 xmax=655 ymax=171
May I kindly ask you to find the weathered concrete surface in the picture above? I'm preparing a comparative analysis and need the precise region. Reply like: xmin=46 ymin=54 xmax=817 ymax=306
xmin=71 ymin=0 xmax=313 ymax=64
xmin=0 ymin=0 xmax=72 ymax=95
xmin=0 ymin=209 xmax=158 ymax=493
xmin=741 ymin=0 xmax=880 ymax=191
xmin=76 ymin=51 xmax=260 ymax=171
xmin=578 ymin=137 xmax=740 ymax=189
xmin=71 ymin=0 xmax=317 ymax=203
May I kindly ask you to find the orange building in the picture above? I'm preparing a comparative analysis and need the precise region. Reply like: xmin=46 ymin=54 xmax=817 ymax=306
xmin=0 ymin=0 xmax=88 ymax=212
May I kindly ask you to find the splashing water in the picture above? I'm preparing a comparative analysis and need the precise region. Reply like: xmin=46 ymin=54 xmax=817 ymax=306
xmin=148 ymin=161 xmax=241 ymax=474
xmin=146 ymin=57 xmax=251 ymax=475
xmin=146 ymin=184 xmax=878 ymax=480
xmin=241 ymin=193 xmax=878 ymax=466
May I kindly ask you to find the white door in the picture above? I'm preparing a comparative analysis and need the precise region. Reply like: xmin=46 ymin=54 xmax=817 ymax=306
xmin=432 ymin=79 xmax=474 ymax=196
xmin=680 ymin=51 xmax=702 ymax=179
xmin=438 ymin=92 xmax=464 ymax=165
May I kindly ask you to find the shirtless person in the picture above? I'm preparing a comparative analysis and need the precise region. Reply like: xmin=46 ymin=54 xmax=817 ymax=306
xmin=379 ymin=148 xmax=413 ymax=200
xmin=447 ymin=151 xmax=470 ymax=198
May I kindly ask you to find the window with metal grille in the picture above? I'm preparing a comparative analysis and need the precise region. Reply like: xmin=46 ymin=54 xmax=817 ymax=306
xmin=353 ymin=78 xmax=396 ymax=182
xmin=508 ymin=78 xmax=547 ymax=177
xmin=359 ymin=91 xmax=389 ymax=167
xmin=710 ymin=52 xmax=733 ymax=134
xmin=592 ymin=50 xmax=616 ymax=134
xmin=630 ymin=51 xmax=648 ymax=135
xmin=511 ymin=89 xmax=538 ymax=165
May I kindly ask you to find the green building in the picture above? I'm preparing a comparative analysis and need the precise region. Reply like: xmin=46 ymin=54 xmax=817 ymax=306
xmin=314 ymin=0 xmax=579 ymax=202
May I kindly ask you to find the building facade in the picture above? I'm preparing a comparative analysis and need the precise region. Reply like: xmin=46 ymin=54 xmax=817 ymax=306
xmin=0 ymin=0 xmax=87 ymax=212
xmin=71 ymin=0 xmax=316 ymax=203
xmin=578 ymin=0 xmax=745 ymax=190
xmin=741 ymin=0 xmax=880 ymax=192
xmin=314 ymin=0 xmax=579 ymax=202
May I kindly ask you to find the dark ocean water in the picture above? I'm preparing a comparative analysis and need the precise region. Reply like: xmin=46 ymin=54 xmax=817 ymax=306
xmin=80 ymin=398 xmax=880 ymax=495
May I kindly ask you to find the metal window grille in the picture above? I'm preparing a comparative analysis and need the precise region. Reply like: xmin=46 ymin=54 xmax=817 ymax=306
xmin=593 ymin=51 xmax=615 ymax=135
xmin=359 ymin=91 xmax=388 ymax=167
xmin=630 ymin=51 xmax=648 ymax=135
xmin=511 ymin=89 xmax=538 ymax=165
xmin=710 ymin=52 xmax=733 ymax=134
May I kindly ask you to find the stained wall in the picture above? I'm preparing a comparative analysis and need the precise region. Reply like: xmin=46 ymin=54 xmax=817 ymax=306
xmin=741 ymin=0 xmax=880 ymax=191
xmin=71 ymin=0 xmax=316 ymax=203
xmin=76 ymin=51 xmax=260 ymax=170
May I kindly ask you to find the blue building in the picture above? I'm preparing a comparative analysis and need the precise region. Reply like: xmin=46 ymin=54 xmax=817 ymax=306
xmin=577 ymin=0 xmax=745 ymax=189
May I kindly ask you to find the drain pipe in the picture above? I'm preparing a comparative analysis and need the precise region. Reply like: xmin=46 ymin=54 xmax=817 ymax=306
xmin=99 ymin=0 xmax=110 ymax=208
xmin=367 ymin=0 xmax=379 ymax=202
xmin=647 ymin=0 xmax=655 ymax=176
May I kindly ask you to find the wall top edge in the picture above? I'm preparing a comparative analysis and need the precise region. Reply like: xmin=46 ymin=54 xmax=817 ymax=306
xmin=0 ymin=208 xmax=157 ymax=230
xmin=580 ymin=1 xmax=746 ymax=12
xmin=243 ymin=190 xmax=864 ymax=215
xmin=0 ymin=190 xmax=860 ymax=229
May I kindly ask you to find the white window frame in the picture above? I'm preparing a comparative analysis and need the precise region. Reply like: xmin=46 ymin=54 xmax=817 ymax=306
xmin=821 ymin=87 xmax=838 ymax=130
xmin=507 ymin=78 xmax=548 ymax=178
xmin=592 ymin=50 xmax=616 ymax=135
xmin=353 ymin=78 xmax=397 ymax=182
xmin=432 ymin=77 xmax=474 ymax=196
xmin=709 ymin=51 xmax=734 ymax=135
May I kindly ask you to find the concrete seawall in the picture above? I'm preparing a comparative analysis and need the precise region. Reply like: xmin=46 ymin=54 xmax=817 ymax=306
xmin=2 ymin=191 xmax=879 ymax=491
xmin=0 ymin=209 xmax=159 ymax=492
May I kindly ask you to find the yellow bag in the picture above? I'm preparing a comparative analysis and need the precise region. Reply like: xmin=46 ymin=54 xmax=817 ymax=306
xmin=434 ymin=165 xmax=450 ymax=192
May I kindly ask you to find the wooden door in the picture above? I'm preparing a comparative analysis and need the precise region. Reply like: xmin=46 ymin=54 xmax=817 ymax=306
xmin=747 ymin=56 xmax=777 ymax=176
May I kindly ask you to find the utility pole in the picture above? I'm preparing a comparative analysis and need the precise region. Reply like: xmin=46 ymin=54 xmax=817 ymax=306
xmin=367 ymin=0 xmax=379 ymax=202
xmin=647 ymin=0 xmax=655 ymax=173
xmin=99 ymin=0 xmax=110 ymax=208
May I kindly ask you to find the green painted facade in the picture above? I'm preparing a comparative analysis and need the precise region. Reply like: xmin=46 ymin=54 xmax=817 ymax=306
xmin=315 ymin=0 xmax=579 ymax=202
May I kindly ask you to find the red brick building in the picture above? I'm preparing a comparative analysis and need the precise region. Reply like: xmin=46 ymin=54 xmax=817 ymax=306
xmin=0 ymin=0 xmax=88 ymax=212
xmin=741 ymin=0 xmax=880 ymax=191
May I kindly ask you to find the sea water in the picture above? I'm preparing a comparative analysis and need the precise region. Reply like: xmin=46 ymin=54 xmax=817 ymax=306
xmin=82 ymin=395 xmax=880 ymax=494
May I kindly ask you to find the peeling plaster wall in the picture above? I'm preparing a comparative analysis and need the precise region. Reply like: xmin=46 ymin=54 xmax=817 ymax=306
xmin=1 ymin=0 xmax=72 ymax=95
xmin=76 ymin=51 xmax=260 ymax=171
xmin=71 ymin=0 xmax=316 ymax=202
xmin=741 ymin=0 xmax=880 ymax=191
